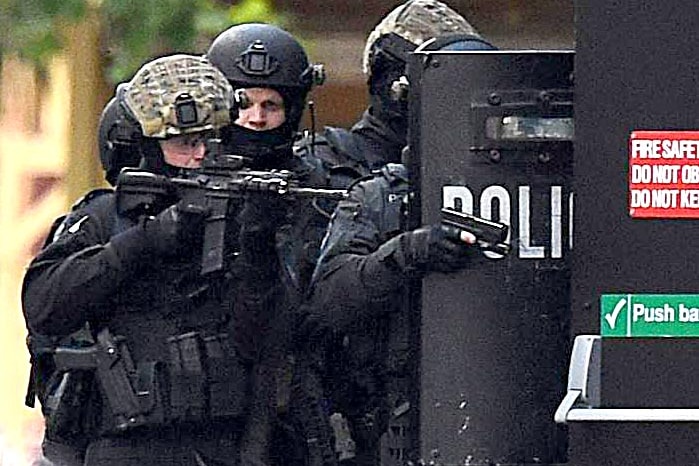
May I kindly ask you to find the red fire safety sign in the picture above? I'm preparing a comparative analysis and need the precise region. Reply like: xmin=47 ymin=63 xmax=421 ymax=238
xmin=629 ymin=130 xmax=699 ymax=218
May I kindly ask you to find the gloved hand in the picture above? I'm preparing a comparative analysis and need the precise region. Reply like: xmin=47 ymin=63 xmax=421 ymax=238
xmin=237 ymin=193 xmax=287 ymax=235
xmin=236 ymin=193 xmax=287 ymax=274
xmin=142 ymin=199 xmax=207 ymax=257
xmin=237 ymin=193 xmax=287 ymax=250
xmin=388 ymin=224 xmax=476 ymax=274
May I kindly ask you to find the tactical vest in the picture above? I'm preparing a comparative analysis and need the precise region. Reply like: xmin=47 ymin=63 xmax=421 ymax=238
xmin=29 ymin=187 xmax=254 ymax=438
xmin=117 ymin=188 xmax=260 ymax=431
xmin=294 ymin=127 xmax=373 ymax=183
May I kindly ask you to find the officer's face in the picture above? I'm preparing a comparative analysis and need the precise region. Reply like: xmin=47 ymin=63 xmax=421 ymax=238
xmin=235 ymin=88 xmax=286 ymax=131
xmin=159 ymin=132 xmax=208 ymax=168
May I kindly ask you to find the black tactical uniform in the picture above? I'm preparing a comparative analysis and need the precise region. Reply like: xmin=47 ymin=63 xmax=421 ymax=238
xmin=306 ymin=164 xmax=413 ymax=466
xmin=24 ymin=181 xmax=273 ymax=466
xmin=306 ymin=163 xmax=482 ymax=465
xmin=206 ymin=24 xmax=349 ymax=466
xmin=22 ymin=54 xmax=259 ymax=466
xmin=27 ymin=127 xmax=337 ymax=466
xmin=24 ymin=94 xmax=145 ymax=466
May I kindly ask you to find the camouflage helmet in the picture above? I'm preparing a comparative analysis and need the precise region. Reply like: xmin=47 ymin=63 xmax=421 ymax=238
xmin=119 ymin=54 xmax=233 ymax=139
xmin=362 ymin=0 xmax=481 ymax=77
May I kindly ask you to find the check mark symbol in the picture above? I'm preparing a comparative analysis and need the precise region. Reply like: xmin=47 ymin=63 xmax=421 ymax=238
xmin=605 ymin=298 xmax=626 ymax=330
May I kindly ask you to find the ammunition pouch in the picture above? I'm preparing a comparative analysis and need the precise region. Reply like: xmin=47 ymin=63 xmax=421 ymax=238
xmin=168 ymin=331 xmax=251 ymax=422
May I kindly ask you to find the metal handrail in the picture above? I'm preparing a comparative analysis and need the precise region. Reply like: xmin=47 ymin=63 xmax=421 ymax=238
xmin=555 ymin=335 xmax=699 ymax=423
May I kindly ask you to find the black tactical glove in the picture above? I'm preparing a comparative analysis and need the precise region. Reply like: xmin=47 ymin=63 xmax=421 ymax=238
xmin=381 ymin=224 xmax=475 ymax=274
xmin=107 ymin=199 xmax=206 ymax=273
xmin=237 ymin=193 xmax=287 ymax=234
xmin=235 ymin=193 xmax=287 ymax=281
xmin=237 ymin=194 xmax=287 ymax=255
xmin=142 ymin=199 xmax=207 ymax=257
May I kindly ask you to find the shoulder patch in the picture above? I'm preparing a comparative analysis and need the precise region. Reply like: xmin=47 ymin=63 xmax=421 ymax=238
xmin=51 ymin=189 xmax=115 ymax=242
xmin=67 ymin=215 xmax=89 ymax=234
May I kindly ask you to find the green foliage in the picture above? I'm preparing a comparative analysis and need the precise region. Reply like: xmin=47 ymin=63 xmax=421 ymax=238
xmin=0 ymin=0 xmax=290 ymax=84
xmin=230 ymin=0 xmax=284 ymax=25
xmin=0 ymin=0 xmax=86 ymax=64
xmin=102 ymin=0 xmax=205 ymax=83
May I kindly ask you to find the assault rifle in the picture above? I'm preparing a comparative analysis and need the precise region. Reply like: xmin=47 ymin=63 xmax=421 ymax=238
xmin=116 ymin=155 xmax=348 ymax=275
xmin=441 ymin=207 xmax=511 ymax=255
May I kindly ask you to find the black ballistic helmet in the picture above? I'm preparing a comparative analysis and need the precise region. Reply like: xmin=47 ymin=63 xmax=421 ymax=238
xmin=98 ymin=97 xmax=142 ymax=186
xmin=206 ymin=23 xmax=324 ymax=133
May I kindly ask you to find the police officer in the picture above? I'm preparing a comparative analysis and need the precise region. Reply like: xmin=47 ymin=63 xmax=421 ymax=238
xmin=206 ymin=23 xmax=347 ymax=466
xmin=295 ymin=0 xmax=492 ymax=179
xmin=304 ymin=168 xmax=478 ymax=466
xmin=304 ymin=33 xmax=497 ymax=466
xmin=207 ymin=22 xmax=331 ymax=294
xmin=21 ymin=54 xmax=263 ymax=466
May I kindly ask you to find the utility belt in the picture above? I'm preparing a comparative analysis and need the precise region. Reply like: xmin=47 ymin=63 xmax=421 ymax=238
xmin=52 ymin=328 xmax=250 ymax=435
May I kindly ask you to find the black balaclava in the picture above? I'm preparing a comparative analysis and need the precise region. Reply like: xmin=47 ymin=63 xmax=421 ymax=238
xmin=221 ymin=84 xmax=308 ymax=169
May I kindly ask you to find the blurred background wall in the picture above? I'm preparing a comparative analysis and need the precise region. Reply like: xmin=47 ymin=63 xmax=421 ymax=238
xmin=0 ymin=0 xmax=572 ymax=463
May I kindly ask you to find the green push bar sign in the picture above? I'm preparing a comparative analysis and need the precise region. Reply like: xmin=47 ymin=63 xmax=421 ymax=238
xmin=601 ymin=294 xmax=699 ymax=337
